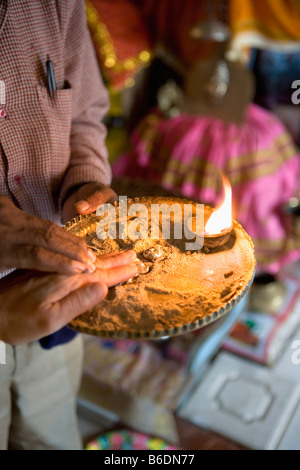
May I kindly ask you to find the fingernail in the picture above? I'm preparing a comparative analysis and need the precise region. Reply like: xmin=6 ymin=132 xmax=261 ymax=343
xmin=88 ymin=250 xmax=97 ymax=262
xmin=73 ymin=262 xmax=87 ymax=273
xmin=124 ymin=250 xmax=137 ymax=261
xmin=75 ymin=200 xmax=90 ymax=211
xmin=86 ymin=260 xmax=96 ymax=273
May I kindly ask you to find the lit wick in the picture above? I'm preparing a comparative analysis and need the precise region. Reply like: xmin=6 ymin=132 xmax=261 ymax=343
xmin=204 ymin=175 xmax=233 ymax=249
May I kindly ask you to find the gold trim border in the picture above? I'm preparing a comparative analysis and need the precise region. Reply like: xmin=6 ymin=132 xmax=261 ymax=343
xmin=86 ymin=0 xmax=152 ymax=85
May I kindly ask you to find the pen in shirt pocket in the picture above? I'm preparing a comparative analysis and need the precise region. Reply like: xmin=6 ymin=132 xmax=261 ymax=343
xmin=46 ymin=55 xmax=56 ymax=99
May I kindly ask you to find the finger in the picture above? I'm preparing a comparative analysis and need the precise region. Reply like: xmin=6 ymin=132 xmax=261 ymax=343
xmin=26 ymin=268 xmax=113 ymax=301
xmin=44 ymin=264 xmax=139 ymax=295
xmin=4 ymin=245 xmax=91 ymax=275
xmin=97 ymin=262 xmax=139 ymax=287
xmin=95 ymin=250 xmax=137 ymax=269
xmin=44 ymin=282 xmax=109 ymax=333
xmin=75 ymin=188 xmax=117 ymax=214
xmin=9 ymin=222 xmax=94 ymax=268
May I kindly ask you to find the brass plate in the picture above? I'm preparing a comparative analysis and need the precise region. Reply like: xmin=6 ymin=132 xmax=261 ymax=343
xmin=65 ymin=197 xmax=256 ymax=340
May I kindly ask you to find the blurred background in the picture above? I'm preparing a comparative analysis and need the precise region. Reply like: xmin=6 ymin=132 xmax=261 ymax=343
xmin=78 ymin=0 xmax=300 ymax=451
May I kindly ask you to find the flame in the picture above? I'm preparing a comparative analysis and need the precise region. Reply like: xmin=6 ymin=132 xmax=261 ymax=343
xmin=205 ymin=175 xmax=232 ymax=235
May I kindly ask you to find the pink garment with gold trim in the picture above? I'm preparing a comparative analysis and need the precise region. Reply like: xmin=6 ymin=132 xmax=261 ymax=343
xmin=113 ymin=104 xmax=300 ymax=273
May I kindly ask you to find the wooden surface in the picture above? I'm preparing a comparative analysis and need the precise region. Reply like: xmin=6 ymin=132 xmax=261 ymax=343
xmin=174 ymin=415 xmax=247 ymax=450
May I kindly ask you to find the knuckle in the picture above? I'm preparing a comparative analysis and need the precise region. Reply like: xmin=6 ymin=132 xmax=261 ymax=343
xmin=16 ymin=226 xmax=28 ymax=238
xmin=76 ymin=236 xmax=87 ymax=250
xmin=44 ymin=222 xmax=57 ymax=244
xmin=30 ymin=245 xmax=44 ymax=263
xmin=36 ymin=310 xmax=53 ymax=334
xmin=95 ymin=258 xmax=104 ymax=269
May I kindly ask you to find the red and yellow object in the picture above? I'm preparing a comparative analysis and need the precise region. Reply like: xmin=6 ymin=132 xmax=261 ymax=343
xmin=229 ymin=0 xmax=300 ymax=54
xmin=86 ymin=0 xmax=152 ymax=92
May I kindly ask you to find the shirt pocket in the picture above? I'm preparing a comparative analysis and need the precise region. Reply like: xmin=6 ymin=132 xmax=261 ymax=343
xmin=36 ymin=84 xmax=73 ymax=195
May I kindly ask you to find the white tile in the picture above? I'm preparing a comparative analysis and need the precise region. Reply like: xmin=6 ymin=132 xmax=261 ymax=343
xmin=178 ymin=351 xmax=300 ymax=450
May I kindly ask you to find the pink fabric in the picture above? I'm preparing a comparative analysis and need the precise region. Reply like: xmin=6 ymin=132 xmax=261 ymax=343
xmin=113 ymin=104 xmax=300 ymax=273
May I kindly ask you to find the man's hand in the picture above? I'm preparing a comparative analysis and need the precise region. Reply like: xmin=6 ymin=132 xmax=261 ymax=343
xmin=0 ymin=195 xmax=97 ymax=275
xmin=63 ymin=182 xmax=118 ymax=222
xmin=0 ymin=250 xmax=138 ymax=345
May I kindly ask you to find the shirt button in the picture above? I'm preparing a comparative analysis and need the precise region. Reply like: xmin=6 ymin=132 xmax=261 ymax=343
xmin=14 ymin=175 xmax=21 ymax=184
xmin=0 ymin=108 xmax=6 ymax=119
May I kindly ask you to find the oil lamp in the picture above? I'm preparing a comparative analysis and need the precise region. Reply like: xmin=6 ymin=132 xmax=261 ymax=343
xmin=203 ymin=174 xmax=233 ymax=249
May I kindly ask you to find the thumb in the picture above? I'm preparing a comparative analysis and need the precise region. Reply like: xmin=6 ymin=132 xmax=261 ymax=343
xmin=74 ymin=185 xmax=117 ymax=214
xmin=55 ymin=282 xmax=108 ymax=326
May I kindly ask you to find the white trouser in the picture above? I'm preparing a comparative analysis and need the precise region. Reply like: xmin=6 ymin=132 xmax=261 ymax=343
xmin=0 ymin=335 xmax=83 ymax=450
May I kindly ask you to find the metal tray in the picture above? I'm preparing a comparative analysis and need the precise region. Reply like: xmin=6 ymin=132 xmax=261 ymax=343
xmin=65 ymin=197 xmax=256 ymax=340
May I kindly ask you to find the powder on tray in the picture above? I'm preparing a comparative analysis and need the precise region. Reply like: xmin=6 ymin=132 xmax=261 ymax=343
xmin=66 ymin=197 xmax=255 ymax=338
